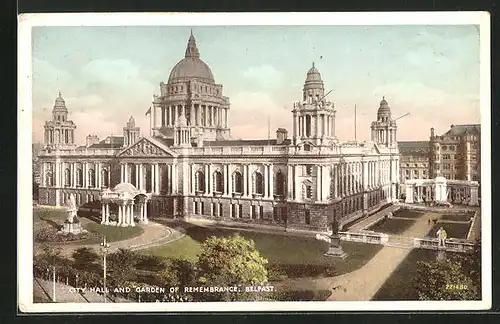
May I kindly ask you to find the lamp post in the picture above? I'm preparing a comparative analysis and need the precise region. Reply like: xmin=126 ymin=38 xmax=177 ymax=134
xmin=100 ymin=236 xmax=110 ymax=303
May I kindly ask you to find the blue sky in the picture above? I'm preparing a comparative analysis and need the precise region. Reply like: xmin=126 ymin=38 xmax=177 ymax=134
xmin=32 ymin=25 xmax=480 ymax=144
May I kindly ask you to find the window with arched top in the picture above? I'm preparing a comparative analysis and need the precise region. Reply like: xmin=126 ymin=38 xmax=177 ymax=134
xmin=275 ymin=170 xmax=285 ymax=195
xmin=46 ymin=172 xmax=53 ymax=187
xmin=88 ymin=169 xmax=95 ymax=188
xmin=252 ymin=172 xmax=264 ymax=195
xmin=101 ymin=169 xmax=109 ymax=188
xmin=195 ymin=170 xmax=205 ymax=192
xmin=302 ymin=181 xmax=313 ymax=200
xmin=233 ymin=171 xmax=243 ymax=193
xmin=76 ymin=169 xmax=83 ymax=187
xmin=64 ymin=168 xmax=71 ymax=187
xmin=213 ymin=171 xmax=223 ymax=193
xmin=304 ymin=144 xmax=311 ymax=151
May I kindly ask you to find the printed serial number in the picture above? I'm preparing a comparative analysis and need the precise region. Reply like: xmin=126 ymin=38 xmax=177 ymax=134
xmin=445 ymin=284 xmax=468 ymax=290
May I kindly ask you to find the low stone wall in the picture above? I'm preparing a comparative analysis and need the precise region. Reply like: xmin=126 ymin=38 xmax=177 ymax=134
xmin=339 ymin=231 xmax=389 ymax=245
xmin=413 ymin=237 xmax=474 ymax=252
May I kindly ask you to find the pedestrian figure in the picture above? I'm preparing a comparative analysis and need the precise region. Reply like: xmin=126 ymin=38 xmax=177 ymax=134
xmin=436 ymin=227 xmax=447 ymax=247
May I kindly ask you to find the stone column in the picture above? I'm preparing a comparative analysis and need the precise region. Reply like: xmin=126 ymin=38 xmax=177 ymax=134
xmin=208 ymin=164 xmax=213 ymax=195
xmin=125 ymin=163 xmax=130 ymax=184
xmin=143 ymin=201 xmax=149 ymax=224
xmin=321 ymin=165 xmax=329 ymax=200
xmin=120 ymin=164 xmax=124 ymax=183
xmin=316 ymin=165 xmax=321 ymax=201
xmin=82 ymin=162 xmax=87 ymax=188
xmin=130 ymin=203 xmax=135 ymax=227
xmin=333 ymin=164 xmax=339 ymax=198
xmin=243 ymin=164 xmax=248 ymax=197
xmin=204 ymin=165 xmax=209 ymax=195
xmin=287 ymin=164 xmax=293 ymax=199
xmin=135 ymin=164 xmax=139 ymax=188
xmin=190 ymin=164 xmax=196 ymax=194
xmin=172 ymin=164 xmax=178 ymax=194
xmin=105 ymin=204 xmax=110 ymax=224
xmin=264 ymin=165 xmax=269 ymax=198
xmin=117 ymin=203 xmax=123 ymax=226
xmin=223 ymin=164 xmax=229 ymax=196
xmin=294 ymin=165 xmax=300 ymax=201
xmin=269 ymin=164 xmax=274 ymax=198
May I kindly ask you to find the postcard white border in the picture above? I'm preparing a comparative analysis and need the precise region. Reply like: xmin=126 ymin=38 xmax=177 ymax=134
xmin=18 ymin=11 xmax=492 ymax=313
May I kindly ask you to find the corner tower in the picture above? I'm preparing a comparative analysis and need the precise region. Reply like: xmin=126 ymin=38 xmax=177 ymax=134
xmin=43 ymin=92 xmax=77 ymax=149
xmin=150 ymin=30 xmax=231 ymax=142
xmin=123 ymin=116 xmax=140 ymax=147
xmin=371 ymin=97 xmax=398 ymax=148
xmin=292 ymin=63 xmax=337 ymax=148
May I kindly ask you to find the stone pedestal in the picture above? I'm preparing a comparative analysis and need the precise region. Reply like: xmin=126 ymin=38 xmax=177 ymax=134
xmin=324 ymin=235 xmax=347 ymax=259
xmin=436 ymin=249 xmax=446 ymax=261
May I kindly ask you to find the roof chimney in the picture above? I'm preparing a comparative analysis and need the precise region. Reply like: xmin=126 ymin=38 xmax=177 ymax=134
xmin=276 ymin=128 xmax=288 ymax=145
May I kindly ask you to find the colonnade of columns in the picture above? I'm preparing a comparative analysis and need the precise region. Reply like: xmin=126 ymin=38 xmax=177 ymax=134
xmin=101 ymin=199 xmax=149 ymax=226
xmin=372 ymin=128 xmax=397 ymax=145
xmin=41 ymin=161 xmax=110 ymax=189
xmin=293 ymin=112 xmax=335 ymax=138
xmin=158 ymin=104 xmax=228 ymax=129
xmin=120 ymin=162 xmax=176 ymax=195
xmin=191 ymin=164 xmax=282 ymax=199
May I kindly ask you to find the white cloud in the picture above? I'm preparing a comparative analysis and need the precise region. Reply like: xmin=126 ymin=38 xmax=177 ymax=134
xmin=81 ymin=59 xmax=140 ymax=85
xmin=241 ymin=65 xmax=284 ymax=89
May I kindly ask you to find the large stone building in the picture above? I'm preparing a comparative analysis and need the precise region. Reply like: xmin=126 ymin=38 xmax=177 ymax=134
xmin=398 ymin=141 xmax=430 ymax=183
xmin=430 ymin=124 xmax=481 ymax=182
xmin=37 ymin=32 xmax=401 ymax=233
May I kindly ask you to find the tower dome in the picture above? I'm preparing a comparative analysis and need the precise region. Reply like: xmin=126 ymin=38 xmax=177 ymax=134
xmin=53 ymin=91 xmax=68 ymax=112
xmin=168 ymin=31 xmax=215 ymax=84
xmin=305 ymin=62 xmax=323 ymax=83
xmin=377 ymin=96 xmax=391 ymax=120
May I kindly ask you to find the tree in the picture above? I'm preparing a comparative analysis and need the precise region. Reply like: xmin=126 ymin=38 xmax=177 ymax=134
xmin=195 ymin=234 xmax=269 ymax=301
xmin=107 ymin=248 xmax=140 ymax=287
xmin=72 ymin=247 xmax=101 ymax=273
xmin=460 ymin=239 xmax=481 ymax=290
xmin=413 ymin=258 xmax=479 ymax=300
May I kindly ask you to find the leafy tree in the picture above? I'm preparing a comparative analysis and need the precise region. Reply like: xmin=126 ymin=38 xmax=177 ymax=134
xmin=460 ymin=239 xmax=481 ymax=290
xmin=413 ymin=258 xmax=479 ymax=300
xmin=72 ymin=247 xmax=101 ymax=273
xmin=156 ymin=258 xmax=196 ymax=287
xmin=107 ymin=248 xmax=140 ymax=287
xmin=195 ymin=234 xmax=269 ymax=301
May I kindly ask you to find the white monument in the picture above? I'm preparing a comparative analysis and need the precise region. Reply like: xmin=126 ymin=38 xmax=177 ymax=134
xmin=58 ymin=194 xmax=87 ymax=235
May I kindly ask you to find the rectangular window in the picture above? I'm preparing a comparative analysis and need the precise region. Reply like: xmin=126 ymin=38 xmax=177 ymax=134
xmin=193 ymin=202 xmax=197 ymax=214
xmin=201 ymin=202 xmax=205 ymax=215
xmin=305 ymin=165 xmax=313 ymax=176
xmin=231 ymin=204 xmax=236 ymax=218
xmin=259 ymin=206 xmax=264 ymax=219
xmin=305 ymin=210 xmax=311 ymax=225
xmin=251 ymin=205 xmax=257 ymax=219
xmin=273 ymin=207 xmax=278 ymax=221
xmin=219 ymin=203 xmax=223 ymax=217
xmin=239 ymin=204 xmax=243 ymax=218
xmin=212 ymin=202 xmax=217 ymax=216
xmin=306 ymin=185 xmax=313 ymax=199
xmin=281 ymin=207 xmax=287 ymax=222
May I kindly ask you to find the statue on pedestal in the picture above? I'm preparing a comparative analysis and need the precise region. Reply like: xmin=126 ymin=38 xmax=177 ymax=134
xmin=316 ymin=220 xmax=347 ymax=259
xmin=58 ymin=194 xmax=87 ymax=235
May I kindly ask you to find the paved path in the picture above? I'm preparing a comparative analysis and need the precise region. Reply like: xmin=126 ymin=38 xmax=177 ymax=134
xmin=275 ymin=212 xmax=439 ymax=301
xmin=347 ymin=205 xmax=399 ymax=232
xmin=35 ymin=221 xmax=172 ymax=258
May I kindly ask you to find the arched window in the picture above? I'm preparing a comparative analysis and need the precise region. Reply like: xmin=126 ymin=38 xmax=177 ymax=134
xmin=46 ymin=172 xmax=53 ymax=187
xmin=195 ymin=170 xmax=205 ymax=192
xmin=233 ymin=171 xmax=243 ymax=193
xmin=101 ymin=169 xmax=109 ymax=188
xmin=76 ymin=169 xmax=83 ymax=187
xmin=213 ymin=171 xmax=223 ymax=193
xmin=302 ymin=180 xmax=313 ymax=200
xmin=64 ymin=168 xmax=70 ymax=187
xmin=304 ymin=144 xmax=311 ymax=151
xmin=253 ymin=172 xmax=264 ymax=195
xmin=88 ymin=169 xmax=95 ymax=188
xmin=275 ymin=170 xmax=285 ymax=195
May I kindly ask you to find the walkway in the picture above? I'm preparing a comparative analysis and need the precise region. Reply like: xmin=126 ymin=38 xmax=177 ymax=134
xmin=275 ymin=212 xmax=439 ymax=301
xmin=35 ymin=221 xmax=173 ymax=258
xmin=347 ymin=205 xmax=399 ymax=232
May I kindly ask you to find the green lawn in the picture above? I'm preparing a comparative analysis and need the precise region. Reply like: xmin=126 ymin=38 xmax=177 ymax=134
xmin=142 ymin=222 xmax=383 ymax=279
xmin=83 ymin=222 xmax=144 ymax=243
xmin=440 ymin=213 xmax=474 ymax=222
xmin=426 ymin=222 xmax=471 ymax=239
xmin=372 ymin=249 xmax=438 ymax=300
xmin=367 ymin=218 xmax=416 ymax=235
xmin=392 ymin=209 xmax=425 ymax=219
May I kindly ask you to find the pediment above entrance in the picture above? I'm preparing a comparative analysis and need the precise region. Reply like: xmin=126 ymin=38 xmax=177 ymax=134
xmin=117 ymin=137 xmax=178 ymax=157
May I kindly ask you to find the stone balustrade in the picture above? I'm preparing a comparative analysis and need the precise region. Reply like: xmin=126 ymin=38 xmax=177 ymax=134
xmin=339 ymin=231 xmax=389 ymax=244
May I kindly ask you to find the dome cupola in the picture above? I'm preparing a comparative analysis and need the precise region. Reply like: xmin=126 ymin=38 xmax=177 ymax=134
xmin=168 ymin=30 xmax=215 ymax=84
